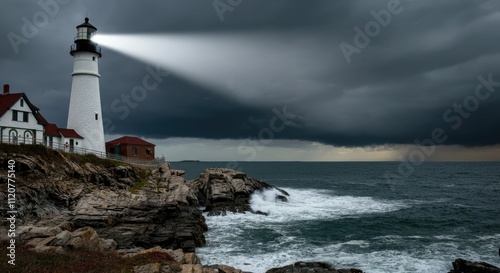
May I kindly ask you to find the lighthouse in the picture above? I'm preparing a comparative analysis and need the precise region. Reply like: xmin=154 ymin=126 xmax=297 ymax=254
xmin=67 ymin=17 xmax=105 ymax=154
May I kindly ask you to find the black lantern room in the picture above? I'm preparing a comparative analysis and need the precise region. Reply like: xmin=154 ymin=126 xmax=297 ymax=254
xmin=70 ymin=17 xmax=102 ymax=57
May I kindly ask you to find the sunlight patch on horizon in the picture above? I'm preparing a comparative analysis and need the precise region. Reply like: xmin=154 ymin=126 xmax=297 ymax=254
xmin=104 ymin=135 xmax=500 ymax=162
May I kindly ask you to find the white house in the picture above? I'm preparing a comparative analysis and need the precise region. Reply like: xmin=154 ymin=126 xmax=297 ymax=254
xmin=0 ymin=85 xmax=45 ymax=144
xmin=0 ymin=84 xmax=83 ymax=151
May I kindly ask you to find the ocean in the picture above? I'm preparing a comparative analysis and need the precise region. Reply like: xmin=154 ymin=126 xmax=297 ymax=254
xmin=170 ymin=162 xmax=500 ymax=273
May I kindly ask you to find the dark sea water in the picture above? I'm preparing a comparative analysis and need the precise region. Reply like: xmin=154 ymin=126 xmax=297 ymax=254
xmin=170 ymin=162 xmax=500 ymax=273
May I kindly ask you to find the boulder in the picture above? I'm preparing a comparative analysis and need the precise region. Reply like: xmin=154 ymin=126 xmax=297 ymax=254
xmin=133 ymin=263 xmax=162 ymax=273
xmin=18 ymin=225 xmax=63 ymax=241
xmin=266 ymin=262 xmax=363 ymax=273
xmin=203 ymin=264 xmax=244 ymax=273
xmin=189 ymin=168 xmax=285 ymax=215
xmin=100 ymin=238 xmax=118 ymax=252
xmin=66 ymin=227 xmax=102 ymax=251
xmin=449 ymin=258 xmax=500 ymax=273
xmin=171 ymin=169 xmax=186 ymax=176
xmin=184 ymin=252 xmax=201 ymax=265
xmin=22 ymin=226 xmax=117 ymax=255
xmin=275 ymin=195 xmax=289 ymax=202
xmin=182 ymin=264 xmax=204 ymax=273
xmin=48 ymin=230 xmax=72 ymax=246
xmin=25 ymin=236 xmax=57 ymax=250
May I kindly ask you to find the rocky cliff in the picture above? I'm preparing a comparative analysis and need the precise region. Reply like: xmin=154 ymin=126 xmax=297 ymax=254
xmin=0 ymin=146 xmax=206 ymax=252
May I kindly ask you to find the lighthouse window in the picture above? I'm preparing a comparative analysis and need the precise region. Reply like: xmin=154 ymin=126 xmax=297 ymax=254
xmin=93 ymin=57 xmax=96 ymax=61
xmin=95 ymin=113 xmax=98 ymax=120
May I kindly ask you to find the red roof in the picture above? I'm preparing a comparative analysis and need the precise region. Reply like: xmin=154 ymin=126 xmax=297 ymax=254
xmin=0 ymin=93 xmax=23 ymax=117
xmin=35 ymin=112 xmax=48 ymax=124
xmin=59 ymin=128 xmax=83 ymax=139
xmin=0 ymin=92 xmax=48 ymax=125
xmin=106 ymin=136 xmax=155 ymax=146
xmin=44 ymin=124 xmax=60 ymax=137
xmin=44 ymin=124 xmax=83 ymax=139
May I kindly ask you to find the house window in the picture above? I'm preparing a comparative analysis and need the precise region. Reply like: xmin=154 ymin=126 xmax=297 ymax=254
xmin=12 ymin=110 xmax=18 ymax=121
xmin=20 ymin=99 xmax=24 ymax=107
xmin=133 ymin=147 xmax=138 ymax=156
xmin=95 ymin=113 xmax=98 ymax=120
xmin=146 ymin=148 xmax=151 ymax=156
xmin=23 ymin=112 xmax=29 ymax=122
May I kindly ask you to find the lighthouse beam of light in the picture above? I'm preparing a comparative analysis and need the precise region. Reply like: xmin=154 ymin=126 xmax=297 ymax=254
xmin=92 ymin=32 xmax=330 ymax=105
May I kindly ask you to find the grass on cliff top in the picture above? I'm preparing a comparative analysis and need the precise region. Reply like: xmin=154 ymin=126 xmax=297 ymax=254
xmin=129 ymin=179 xmax=148 ymax=194
xmin=0 ymin=143 xmax=62 ymax=163
xmin=0 ymin=241 xmax=174 ymax=273
xmin=0 ymin=143 xmax=126 ymax=168
xmin=66 ymin=153 xmax=126 ymax=168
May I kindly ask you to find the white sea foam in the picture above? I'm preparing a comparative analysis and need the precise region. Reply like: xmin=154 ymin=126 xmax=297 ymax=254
xmin=197 ymin=188 xmax=500 ymax=273
xmin=248 ymin=188 xmax=407 ymax=222
xmin=434 ymin=235 xmax=458 ymax=240
xmin=198 ymin=188 xmax=412 ymax=272
xmin=198 ymin=241 xmax=453 ymax=273
xmin=475 ymin=233 xmax=500 ymax=241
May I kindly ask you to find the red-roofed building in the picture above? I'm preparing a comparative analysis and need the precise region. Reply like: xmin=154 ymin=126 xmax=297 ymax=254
xmin=106 ymin=136 xmax=155 ymax=161
xmin=0 ymin=84 xmax=83 ymax=151
xmin=0 ymin=85 xmax=46 ymax=144
xmin=44 ymin=124 xmax=83 ymax=152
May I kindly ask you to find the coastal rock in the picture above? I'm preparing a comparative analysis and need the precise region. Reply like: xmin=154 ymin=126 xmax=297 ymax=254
xmin=18 ymin=225 xmax=63 ymax=241
xmin=49 ymin=230 xmax=72 ymax=246
xmin=23 ymin=226 xmax=116 ymax=253
xmin=120 ymin=245 xmax=200 ymax=265
xmin=0 ymin=149 xmax=207 ymax=253
xmin=266 ymin=262 xmax=363 ymax=273
xmin=70 ymin=168 xmax=206 ymax=251
xmin=449 ymin=258 xmax=500 ymax=273
xmin=189 ymin=168 xmax=288 ymax=215
xmin=66 ymin=227 xmax=102 ymax=251
xmin=182 ymin=264 xmax=203 ymax=273
xmin=171 ymin=169 xmax=187 ymax=176
xmin=0 ymin=151 xmax=140 ymax=222
xmin=116 ymin=246 xmax=241 ymax=273
xmin=203 ymin=264 xmax=244 ymax=273
xmin=133 ymin=263 xmax=162 ymax=273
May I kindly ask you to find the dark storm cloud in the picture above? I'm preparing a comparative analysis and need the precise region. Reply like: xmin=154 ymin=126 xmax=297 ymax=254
xmin=1 ymin=0 xmax=500 ymax=148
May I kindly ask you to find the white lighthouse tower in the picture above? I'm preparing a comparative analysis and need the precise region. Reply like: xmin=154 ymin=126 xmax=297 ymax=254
xmin=67 ymin=17 xmax=105 ymax=155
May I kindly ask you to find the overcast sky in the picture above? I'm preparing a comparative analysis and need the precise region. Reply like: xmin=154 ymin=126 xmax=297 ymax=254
xmin=1 ymin=0 xmax=500 ymax=161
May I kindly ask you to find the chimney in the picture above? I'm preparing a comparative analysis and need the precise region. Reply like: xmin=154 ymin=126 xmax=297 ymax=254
xmin=3 ymin=84 xmax=9 ymax=94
